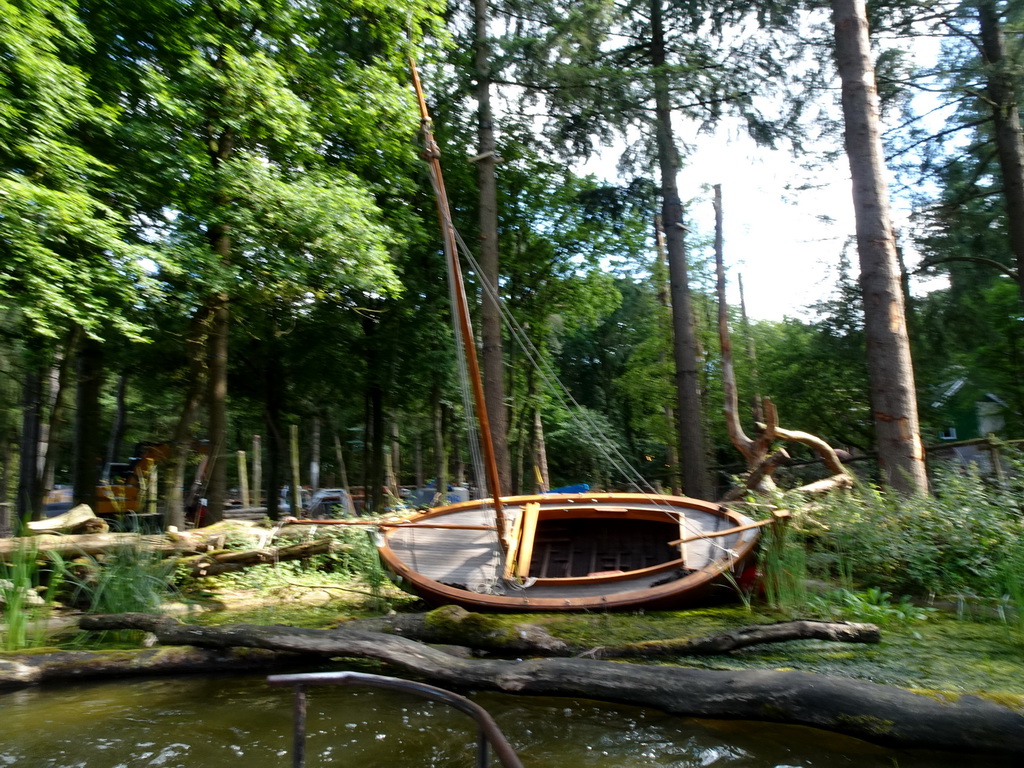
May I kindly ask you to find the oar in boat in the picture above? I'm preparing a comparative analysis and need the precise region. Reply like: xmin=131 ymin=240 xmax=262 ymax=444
xmin=668 ymin=510 xmax=790 ymax=546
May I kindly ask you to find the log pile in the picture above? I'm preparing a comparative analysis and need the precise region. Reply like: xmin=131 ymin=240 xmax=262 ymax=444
xmin=0 ymin=518 xmax=347 ymax=578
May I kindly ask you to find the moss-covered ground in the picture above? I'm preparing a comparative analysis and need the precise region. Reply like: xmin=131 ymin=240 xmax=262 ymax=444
xmin=543 ymin=607 xmax=1024 ymax=696
xmin=175 ymin=575 xmax=1024 ymax=701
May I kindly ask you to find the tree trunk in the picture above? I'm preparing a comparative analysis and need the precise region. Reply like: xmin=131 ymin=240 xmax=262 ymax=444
xmin=737 ymin=274 xmax=765 ymax=424
xmin=252 ymin=434 xmax=262 ymax=508
xmin=103 ymin=371 xmax=128 ymax=477
xmin=977 ymin=0 xmax=1024 ymax=304
xmin=264 ymin=352 xmax=285 ymax=521
xmin=474 ymin=0 xmax=511 ymax=497
xmin=533 ymin=407 xmax=549 ymax=492
xmin=205 ymin=290 xmax=230 ymax=523
xmin=432 ymin=386 xmax=448 ymax=503
xmin=73 ymin=335 xmax=105 ymax=510
xmin=654 ymin=215 xmax=681 ymax=494
xmin=332 ymin=429 xmax=356 ymax=515
xmin=36 ymin=328 xmax=81 ymax=515
xmin=164 ymin=306 xmax=211 ymax=529
xmin=17 ymin=365 xmax=43 ymax=523
xmin=387 ymin=416 xmax=400 ymax=495
xmin=715 ymin=186 xmax=776 ymax=491
xmin=290 ymin=424 xmax=302 ymax=515
xmin=414 ymin=430 xmax=424 ymax=489
xmin=1 ymin=439 xmax=12 ymax=514
xmin=831 ymin=0 xmax=928 ymax=494
xmin=651 ymin=0 xmax=711 ymax=499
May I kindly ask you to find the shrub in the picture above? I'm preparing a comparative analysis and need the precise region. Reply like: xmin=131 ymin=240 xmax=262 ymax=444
xmin=795 ymin=463 xmax=1024 ymax=600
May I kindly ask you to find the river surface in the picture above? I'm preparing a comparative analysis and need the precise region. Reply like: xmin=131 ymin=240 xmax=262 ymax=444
xmin=0 ymin=672 xmax=1011 ymax=767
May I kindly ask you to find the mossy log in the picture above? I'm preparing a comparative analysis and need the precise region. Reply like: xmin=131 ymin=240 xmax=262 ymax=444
xmin=355 ymin=606 xmax=879 ymax=659
xmin=182 ymin=538 xmax=344 ymax=577
xmin=76 ymin=612 xmax=1024 ymax=755
xmin=0 ymin=647 xmax=295 ymax=689
xmin=590 ymin=618 xmax=880 ymax=658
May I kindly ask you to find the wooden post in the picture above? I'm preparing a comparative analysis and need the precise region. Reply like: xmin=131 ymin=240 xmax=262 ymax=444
xmin=414 ymin=430 xmax=424 ymax=489
xmin=147 ymin=465 xmax=158 ymax=515
xmin=533 ymin=408 xmax=549 ymax=492
xmin=333 ymin=431 xmax=356 ymax=516
xmin=238 ymin=450 xmax=250 ymax=508
xmin=310 ymin=417 xmax=321 ymax=493
xmin=290 ymin=424 xmax=302 ymax=515
xmin=989 ymin=435 xmax=1005 ymax=486
xmin=390 ymin=418 xmax=401 ymax=494
xmin=252 ymin=435 xmax=262 ymax=507
xmin=0 ymin=502 xmax=11 ymax=538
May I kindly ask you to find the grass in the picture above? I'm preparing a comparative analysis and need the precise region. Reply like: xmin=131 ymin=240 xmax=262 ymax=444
xmin=0 ymin=541 xmax=64 ymax=651
xmin=183 ymin=525 xmax=412 ymax=618
xmin=0 ymin=542 xmax=41 ymax=651
xmin=49 ymin=544 xmax=179 ymax=646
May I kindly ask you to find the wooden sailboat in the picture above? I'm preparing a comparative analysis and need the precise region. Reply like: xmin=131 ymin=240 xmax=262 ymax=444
xmin=368 ymin=64 xmax=768 ymax=612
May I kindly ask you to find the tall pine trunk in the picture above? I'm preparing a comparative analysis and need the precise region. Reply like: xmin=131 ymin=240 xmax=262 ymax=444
xmin=73 ymin=335 xmax=105 ymax=510
xmin=265 ymin=376 xmax=285 ymax=521
xmin=654 ymin=215 xmax=681 ymax=494
xmin=362 ymin=315 xmax=385 ymax=513
xmin=36 ymin=329 xmax=80 ymax=515
xmin=474 ymin=0 xmax=511 ymax=497
xmin=977 ymin=0 xmax=1024 ymax=303
xmin=651 ymin=0 xmax=711 ymax=499
xmin=831 ymin=0 xmax=927 ymax=494
xmin=205 ymin=290 xmax=230 ymax=523
xmin=164 ymin=306 xmax=211 ymax=529
xmin=17 ymin=365 xmax=43 ymax=522
xmin=104 ymin=372 xmax=128 ymax=477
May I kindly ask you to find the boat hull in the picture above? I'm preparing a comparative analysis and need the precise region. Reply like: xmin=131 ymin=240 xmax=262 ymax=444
xmin=378 ymin=493 xmax=761 ymax=612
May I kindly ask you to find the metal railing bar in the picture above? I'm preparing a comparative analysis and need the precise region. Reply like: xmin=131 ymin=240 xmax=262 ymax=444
xmin=267 ymin=671 xmax=525 ymax=768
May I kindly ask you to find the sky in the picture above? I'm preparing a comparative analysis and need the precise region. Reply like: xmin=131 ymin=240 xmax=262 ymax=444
xmin=581 ymin=125 xmax=941 ymax=323
xmin=575 ymin=34 xmax=950 ymax=323
xmin=676 ymin=130 xmax=858 ymax=322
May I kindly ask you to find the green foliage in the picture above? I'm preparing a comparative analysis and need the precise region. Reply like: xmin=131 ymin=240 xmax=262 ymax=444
xmin=0 ymin=543 xmax=45 ymax=650
xmin=759 ymin=525 xmax=809 ymax=614
xmin=208 ymin=526 xmax=394 ymax=613
xmin=51 ymin=545 xmax=177 ymax=616
xmin=999 ymin=539 xmax=1024 ymax=640
xmin=0 ymin=0 xmax=145 ymax=342
xmin=796 ymin=465 xmax=1024 ymax=600
xmin=806 ymin=588 xmax=935 ymax=627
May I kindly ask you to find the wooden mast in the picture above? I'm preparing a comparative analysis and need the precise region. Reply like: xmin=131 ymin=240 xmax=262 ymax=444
xmin=409 ymin=61 xmax=508 ymax=546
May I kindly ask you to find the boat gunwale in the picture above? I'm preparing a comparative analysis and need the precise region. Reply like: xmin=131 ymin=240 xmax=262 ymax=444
xmin=378 ymin=493 xmax=761 ymax=611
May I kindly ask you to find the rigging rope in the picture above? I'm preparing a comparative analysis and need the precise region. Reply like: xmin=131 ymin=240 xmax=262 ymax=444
xmin=410 ymin=59 xmax=734 ymax=561
xmin=450 ymin=231 xmax=735 ymax=555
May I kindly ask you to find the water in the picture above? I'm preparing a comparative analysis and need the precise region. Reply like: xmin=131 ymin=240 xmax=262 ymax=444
xmin=0 ymin=673 xmax=1009 ymax=767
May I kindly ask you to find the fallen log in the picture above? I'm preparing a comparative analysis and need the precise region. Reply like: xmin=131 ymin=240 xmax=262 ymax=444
xmin=353 ymin=606 xmax=875 ymax=659
xmin=182 ymin=538 xmax=345 ymax=577
xmin=0 ymin=647 xmax=295 ymax=689
xmin=792 ymin=473 xmax=857 ymax=496
xmin=592 ymin=618 xmax=880 ymax=659
xmin=0 ymin=523 xmax=342 ymax=578
xmin=353 ymin=605 xmax=571 ymax=655
xmin=25 ymin=504 xmax=109 ymax=535
xmin=0 ymin=532 xmax=169 ymax=558
xmin=76 ymin=612 xmax=1024 ymax=755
